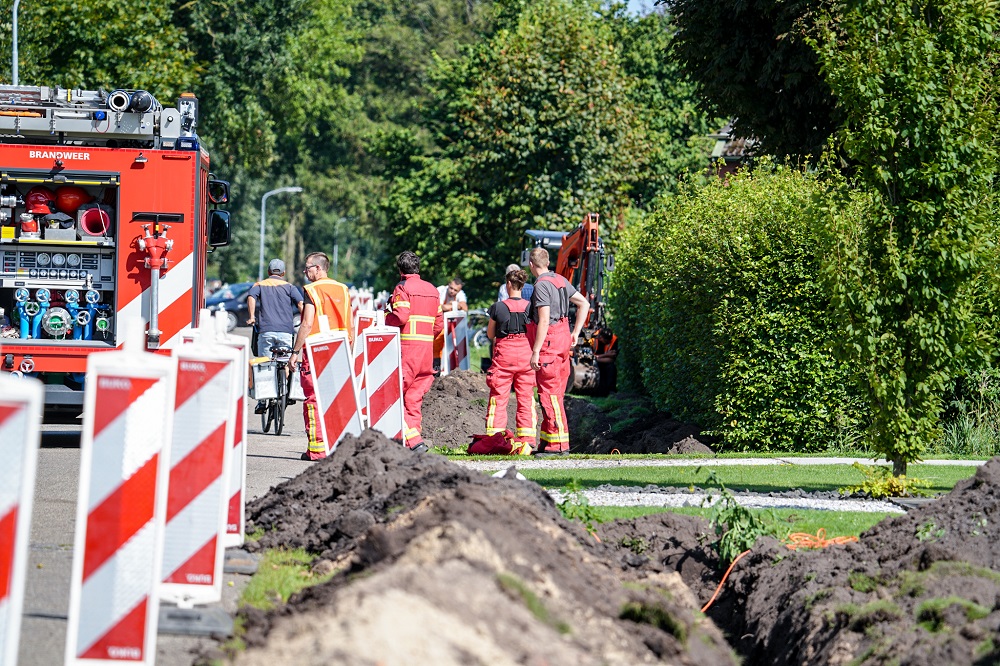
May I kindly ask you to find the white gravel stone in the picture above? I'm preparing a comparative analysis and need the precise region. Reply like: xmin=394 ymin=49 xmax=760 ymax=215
xmin=546 ymin=489 xmax=905 ymax=514
xmin=453 ymin=457 xmax=959 ymax=513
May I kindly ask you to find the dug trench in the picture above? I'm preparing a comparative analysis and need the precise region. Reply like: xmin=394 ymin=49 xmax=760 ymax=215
xmin=218 ymin=371 xmax=1000 ymax=665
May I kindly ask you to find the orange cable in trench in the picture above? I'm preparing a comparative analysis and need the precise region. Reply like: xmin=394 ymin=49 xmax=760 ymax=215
xmin=785 ymin=528 xmax=858 ymax=551
xmin=700 ymin=530 xmax=860 ymax=613
xmin=701 ymin=549 xmax=751 ymax=613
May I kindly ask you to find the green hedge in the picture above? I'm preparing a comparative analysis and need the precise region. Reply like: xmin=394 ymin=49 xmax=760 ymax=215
xmin=608 ymin=163 xmax=871 ymax=452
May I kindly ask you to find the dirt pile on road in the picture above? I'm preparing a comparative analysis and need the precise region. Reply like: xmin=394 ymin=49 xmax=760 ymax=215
xmin=230 ymin=371 xmax=1000 ymax=665
xmin=238 ymin=430 xmax=735 ymax=665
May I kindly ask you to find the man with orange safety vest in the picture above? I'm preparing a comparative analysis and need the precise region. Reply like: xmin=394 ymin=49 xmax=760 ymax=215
xmin=385 ymin=251 xmax=443 ymax=453
xmin=289 ymin=252 xmax=352 ymax=461
xmin=485 ymin=268 xmax=535 ymax=455
xmin=527 ymin=247 xmax=590 ymax=456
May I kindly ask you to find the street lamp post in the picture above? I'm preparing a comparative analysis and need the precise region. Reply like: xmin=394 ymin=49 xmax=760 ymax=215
xmin=12 ymin=0 xmax=21 ymax=85
xmin=258 ymin=186 xmax=303 ymax=282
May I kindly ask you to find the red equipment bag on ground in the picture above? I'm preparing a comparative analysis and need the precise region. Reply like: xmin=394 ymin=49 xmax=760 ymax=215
xmin=468 ymin=430 xmax=516 ymax=455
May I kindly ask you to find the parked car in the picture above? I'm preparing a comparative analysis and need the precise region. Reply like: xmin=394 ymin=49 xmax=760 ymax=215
xmin=206 ymin=281 xmax=254 ymax=331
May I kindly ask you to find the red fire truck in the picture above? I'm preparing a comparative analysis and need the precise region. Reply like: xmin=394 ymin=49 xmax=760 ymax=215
xmin=0 ymin=85 xmax=231 ymax=407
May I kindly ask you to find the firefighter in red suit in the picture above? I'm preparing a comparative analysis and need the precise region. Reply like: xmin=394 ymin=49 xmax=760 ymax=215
xmin=527 ymin=247 xmax=590 ymax=455
xmin=384 ymin=251 xmax=444 ymax=452
xmin=485 ymin=268 xmax=536 ymax=455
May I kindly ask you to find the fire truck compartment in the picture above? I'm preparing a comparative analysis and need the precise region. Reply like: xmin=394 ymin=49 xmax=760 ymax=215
xmin=0 ymin=170 xmax=118 ymax=347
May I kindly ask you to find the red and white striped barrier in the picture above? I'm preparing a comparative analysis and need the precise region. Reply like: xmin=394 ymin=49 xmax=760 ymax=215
xmin=0 ymin=374 xmax=42 ymax=666
xmin=217 ymin=314 xmax=250 ymax=548
xmin=352 ymin=310 xmax=377 ymax=424
xmin=160 ymin=316 xmax=238 ymax=606
xmin=442 ymin=310 xmax=470 ymax=374
xmin=182 ymin=315 xmax=250 ymax=548
xmin=350 ymin=288 xmax=374 ymax=322
xmin=66 ymin=319 xmax=175 ymax=665
xmin=306 ymin=326 xmax=362 ymax=455
xmin=363 ymin=317 xmax=405 ymax=442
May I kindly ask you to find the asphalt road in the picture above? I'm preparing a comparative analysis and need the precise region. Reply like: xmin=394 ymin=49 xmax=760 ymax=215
xmin=17 ymin=384 xmax=313 ymax=665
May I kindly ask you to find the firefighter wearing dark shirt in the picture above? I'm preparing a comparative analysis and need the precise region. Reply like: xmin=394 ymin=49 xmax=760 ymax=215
xmin=385 ymin=251 xmax=444 ymax=452
xmin=289 ymin=252 xmax=352 ymax=460
xmin=485 ymin=268 xmax=536 ymax=455
xmin=527 ymin=247 xmax=590 ymax=455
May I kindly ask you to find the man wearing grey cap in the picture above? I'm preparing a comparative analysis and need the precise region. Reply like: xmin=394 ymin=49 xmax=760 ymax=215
xmin=247 ymin=258 xmax=303 ymax=358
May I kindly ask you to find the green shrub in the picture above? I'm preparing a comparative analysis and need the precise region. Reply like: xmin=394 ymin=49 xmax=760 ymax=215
xmin=839 ymin=463 xmax=930 ymax=499
xmin=608 ymin=161 xmax=870 ymax=451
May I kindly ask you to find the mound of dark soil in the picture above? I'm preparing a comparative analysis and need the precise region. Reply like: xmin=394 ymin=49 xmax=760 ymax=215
xmin=237 ymin=431 xmax=736 ymax=665
xmin=420 ymin=370 xmax=523 ymax=450
xmin=564 ymin=394 xmax=715 ymax=455
xmin=234 ymin=371 xmax=1000 ymax=665
xmin=715 ymin=458 xmax=1000 ymax=665
xmin=419 ymin=371 xmax=715 ymax=455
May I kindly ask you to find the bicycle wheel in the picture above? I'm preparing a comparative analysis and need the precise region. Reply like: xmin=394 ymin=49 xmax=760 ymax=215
xmin=262 ymin=399 xmax=274 ymax=433
xmin=273 ymin=371 xmax=287 ymax=436
xmin=274 ymin=391 xmax=287 ymax=435
xmin=473 ymin=326 xmax=489 ymax=349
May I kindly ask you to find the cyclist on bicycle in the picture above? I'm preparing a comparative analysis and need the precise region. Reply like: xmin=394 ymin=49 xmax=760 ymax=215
xmin=247 ymin=258 xmax=303 ymax=414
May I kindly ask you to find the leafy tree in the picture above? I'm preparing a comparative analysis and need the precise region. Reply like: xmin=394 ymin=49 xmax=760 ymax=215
xmin=384 ymin=0 xmax=710 ymax=295
xmin=604 ymin=5 xmax=722 ymax=201
xmin=814 ymin=0 xmax=999 ymax=474
xmin=663 ymin=0 xmax=841 ymax=159
xmin=175 ymin=0 xmax=365 ymax=283
xmin=0 ymin=0 xmax=199 ymax=97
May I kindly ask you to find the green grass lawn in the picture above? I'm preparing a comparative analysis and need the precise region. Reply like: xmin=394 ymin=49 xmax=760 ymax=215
xmin=522 ymin=463 xmax=975 ymax=495
xmin=591 ymin=505 xmax=896 ymax=540
xmin=238 ymin=548 xmax=336 ymax=611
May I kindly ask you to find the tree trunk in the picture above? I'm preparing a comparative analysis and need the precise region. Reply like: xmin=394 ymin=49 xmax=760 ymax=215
xmin=892 ymin=456 xmax=907 ymax=477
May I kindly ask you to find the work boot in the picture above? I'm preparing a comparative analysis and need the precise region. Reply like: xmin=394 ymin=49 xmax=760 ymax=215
xmin=410 ymin=443 xmax=429 ymax=454
xmin=532 ymin=449 xmax=568 ymax=458
xmin=254 ymin=400 xmax=267 ymax=414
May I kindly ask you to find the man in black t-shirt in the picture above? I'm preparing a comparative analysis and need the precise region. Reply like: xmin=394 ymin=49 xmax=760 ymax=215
xmin=247 ymin=259 xmax=303 ymax=356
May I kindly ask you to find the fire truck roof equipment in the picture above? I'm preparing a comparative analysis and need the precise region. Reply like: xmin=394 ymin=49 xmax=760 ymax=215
xmin=0 ymin=85 xmax=196 ymax=149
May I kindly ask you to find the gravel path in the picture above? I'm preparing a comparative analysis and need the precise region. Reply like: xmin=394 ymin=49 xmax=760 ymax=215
xmin=454 ymin=457 xmax=984 ymax=473
xmin=455 ymin=457 xmax=980 ymax=513
xmin=545 ymin=488 xmax=904 ymax=514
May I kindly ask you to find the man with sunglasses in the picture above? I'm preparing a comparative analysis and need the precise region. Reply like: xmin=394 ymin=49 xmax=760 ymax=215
xmin=290 ymin=252 xmax=352 ymax=460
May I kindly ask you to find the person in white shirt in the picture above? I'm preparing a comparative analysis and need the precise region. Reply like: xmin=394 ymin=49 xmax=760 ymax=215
xmin=437 ymin=277 xmax=468 ymax=312
xmin=434 ymin=277 xmax=468 ymax=370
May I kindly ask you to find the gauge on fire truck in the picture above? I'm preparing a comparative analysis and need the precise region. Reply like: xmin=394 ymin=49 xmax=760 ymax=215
xmin=36 ymin=252 xmax=51 ymax=266
xmin=51 ymin=253 xmax=66 ymax=267
xmin=67 ymin=253 xmax=81 ymax=267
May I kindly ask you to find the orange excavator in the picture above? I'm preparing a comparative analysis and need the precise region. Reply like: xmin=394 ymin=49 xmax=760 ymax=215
xmin=523 ymin=213 xmax=616 ymax=395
